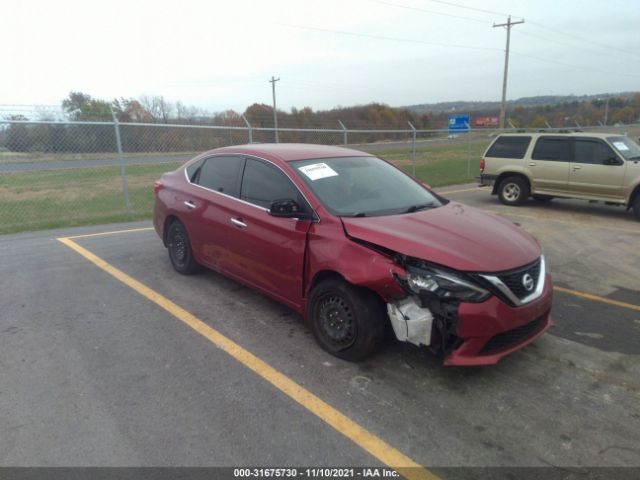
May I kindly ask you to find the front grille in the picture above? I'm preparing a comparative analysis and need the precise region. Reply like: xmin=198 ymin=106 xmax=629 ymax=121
xmin=480 ymin=315 xmax=546 ymax=355
xmin=497 ymin=259 xmax=541 ymax=300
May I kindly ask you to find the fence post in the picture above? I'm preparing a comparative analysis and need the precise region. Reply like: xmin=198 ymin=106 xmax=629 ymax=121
xmin=408 ymin=121 xmax=416 ymax=177
xmin=110 ymin=108 xmax=133 ymax=218
xmin=242 ymin=114 xmax=253 ymax=143
xmin=338 ymin=120 xmax=347 ymax=145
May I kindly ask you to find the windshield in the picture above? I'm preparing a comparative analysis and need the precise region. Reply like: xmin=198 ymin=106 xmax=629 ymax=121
xmin=608 ymin=136 xmax=640 ymax=160
xmin=290 ymin=156 xmax=445 ymax=217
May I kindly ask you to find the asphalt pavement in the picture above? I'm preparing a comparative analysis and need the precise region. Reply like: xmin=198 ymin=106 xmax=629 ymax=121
xmin=0 ymin=186 xmax=639 ymax=473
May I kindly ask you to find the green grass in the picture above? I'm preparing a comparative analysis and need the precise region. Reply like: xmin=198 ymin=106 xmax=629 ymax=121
xmin=377 ymin=140 xmax=490 ymax=186
xmin=0 ymin=141 xmax=492 ymax=235
xmin=0 ymin=162 xmax=181 ymax=234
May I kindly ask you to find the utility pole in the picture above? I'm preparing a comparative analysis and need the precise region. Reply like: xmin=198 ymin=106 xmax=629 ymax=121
xmin=269 ymin=76 xmax=280 ymax=142
xmin=493 ymin=15 xmax=524 ymax=130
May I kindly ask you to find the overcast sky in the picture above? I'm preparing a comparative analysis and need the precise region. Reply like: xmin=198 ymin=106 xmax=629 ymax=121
xmin=3 ymin=0 xmax=640 ymax=113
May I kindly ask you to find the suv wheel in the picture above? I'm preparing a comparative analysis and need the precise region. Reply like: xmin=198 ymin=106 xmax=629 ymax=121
xmin=308 ymin=278 xmax=385 ymax=361
xmin=498 ymin=176 xmax=530 ymax=206
xmin=632 ymin=195 xmax=640 ymax=221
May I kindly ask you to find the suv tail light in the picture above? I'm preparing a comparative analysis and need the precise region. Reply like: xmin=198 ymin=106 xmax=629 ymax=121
xmin=154 ymin=180 xmax=164 ymax=195
xmin=480 ymin=158 xmax=485 ymax=173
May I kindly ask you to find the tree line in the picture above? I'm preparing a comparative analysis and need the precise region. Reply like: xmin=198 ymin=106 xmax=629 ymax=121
xmin=1 ymin=91 xmax=638 ymax=153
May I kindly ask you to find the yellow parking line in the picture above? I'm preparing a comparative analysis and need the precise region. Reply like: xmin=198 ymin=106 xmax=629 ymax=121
xmin=486 ymin=210 xmax=640 ymax=235
xmin=554 ymin=286 xmax=640 ymax=312
xmin=57 ymin=236 xmax=438 ymax=480
xmin=66 ymin=227 xmax=154 ymax=240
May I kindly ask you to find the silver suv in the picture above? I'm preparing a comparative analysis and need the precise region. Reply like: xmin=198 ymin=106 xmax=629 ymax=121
xmin=478 ymin=132 xmax=640 ymax=221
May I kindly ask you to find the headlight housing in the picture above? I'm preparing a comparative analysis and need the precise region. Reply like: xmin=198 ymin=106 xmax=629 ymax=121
xmin=401 ymin=265 xmax=490 ymax=303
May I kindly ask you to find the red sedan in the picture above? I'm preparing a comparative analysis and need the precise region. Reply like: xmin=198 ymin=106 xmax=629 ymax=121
xmin=153 ymin=144 xmax=553 ymax=366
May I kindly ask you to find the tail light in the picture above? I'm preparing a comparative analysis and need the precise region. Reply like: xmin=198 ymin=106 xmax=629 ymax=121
xmin=154 ymin=180 xmax=164 ymax=195
xmin=479 ymin=158 xmax=485 ymax=173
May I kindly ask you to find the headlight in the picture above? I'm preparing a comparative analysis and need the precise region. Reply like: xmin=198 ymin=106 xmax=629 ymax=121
xmin=402 ymin=266 xmax=490 ymax=303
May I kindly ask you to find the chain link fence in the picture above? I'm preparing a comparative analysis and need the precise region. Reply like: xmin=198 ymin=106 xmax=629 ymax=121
xmin=1 ymin=119 xmax=639 ymax=234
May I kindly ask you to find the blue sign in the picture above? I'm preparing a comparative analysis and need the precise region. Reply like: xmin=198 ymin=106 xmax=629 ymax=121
xmin=448 ymin=114 xmax=470 ymax=133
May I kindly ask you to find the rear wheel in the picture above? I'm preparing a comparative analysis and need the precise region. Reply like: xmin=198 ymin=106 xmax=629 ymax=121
xmin=308 ymin=278 xmax=385 ymax=361
xmin=498 ymin=176 xmax=530 ymax=206
xmin=167 ymin=221 xmax=200 ymax=274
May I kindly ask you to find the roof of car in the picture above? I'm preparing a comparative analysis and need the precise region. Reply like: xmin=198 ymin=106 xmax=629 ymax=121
xmin=496 ymin=131 xmax=622 ymax=139
xmin=202 ymin=143 xmax=372 ymax=162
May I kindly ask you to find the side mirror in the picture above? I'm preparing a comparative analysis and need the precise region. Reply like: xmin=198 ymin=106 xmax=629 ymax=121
xmin=269 ymin=198 xmax=311 ymax=219
xmin=603 ymin=157 xmax=622 ymax=166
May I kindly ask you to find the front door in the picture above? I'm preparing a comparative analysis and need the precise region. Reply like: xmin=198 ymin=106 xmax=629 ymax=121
xmin=568 ymin=138 xmax=626 ymax=200
xmin=223 ymin=157 xmax=313 ymax=309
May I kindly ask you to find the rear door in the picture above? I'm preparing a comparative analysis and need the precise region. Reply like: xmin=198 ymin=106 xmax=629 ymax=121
xmin=184 ymin=155 xmax=246 ymax=273
xmin=529 ymin=136 xmax=571 ymax=194
xmin=222 ymin=157 xmax=313 ymax=309
xmin=567 ymin=138 xmax=625 ymax=200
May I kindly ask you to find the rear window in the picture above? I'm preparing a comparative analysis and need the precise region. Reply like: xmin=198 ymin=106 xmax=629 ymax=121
xmin=486 ymin=136 xmax=531 ymax=159
xmin=194 ymin=155 xmax=244 ymax=197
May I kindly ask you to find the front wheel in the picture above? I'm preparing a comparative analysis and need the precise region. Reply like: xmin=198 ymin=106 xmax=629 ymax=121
xmin=498 ymin=176 xmax=530 ymax=206
xmin=308 ymin=279 xmax=386 ymax=361
xmin=167 ymin=221 xmax=200 ymax=275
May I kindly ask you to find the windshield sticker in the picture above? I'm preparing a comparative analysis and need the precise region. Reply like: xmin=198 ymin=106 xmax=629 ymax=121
xmin=298 ymin=163 xmax=339 ymax=181
xmin=613 ymin=141 xmax=629 ymax=151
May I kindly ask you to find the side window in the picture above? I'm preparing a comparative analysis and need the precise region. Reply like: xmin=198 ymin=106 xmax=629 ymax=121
xmin=186 ymin=158 xmax=205 ymax=182
xmin=195 ymin=156 xmax=244 ymax=197
xmin=485 ymin=136 xmax=531 ymax=158
xmin=532 ymin=137 xmax=571 ymax=161
xmin=574 ymin=139 xmax=618 ymax=165
xmin=241 ymin=158 xmax=305 ymax=210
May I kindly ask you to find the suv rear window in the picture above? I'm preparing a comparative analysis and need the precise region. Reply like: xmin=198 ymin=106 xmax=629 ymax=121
xmin=486 ymin=136 xmax=531 ymax=159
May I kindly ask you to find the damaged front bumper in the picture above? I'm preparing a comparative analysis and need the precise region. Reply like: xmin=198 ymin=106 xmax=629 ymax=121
xmin=388 ymin=270 xmax=554 ymax=366
xmin=444 ymin=274 xmax=553 ymax=366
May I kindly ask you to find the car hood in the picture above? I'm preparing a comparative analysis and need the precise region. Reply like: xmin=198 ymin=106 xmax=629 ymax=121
xmin=341 ymin=202 xmax=540 ymax=273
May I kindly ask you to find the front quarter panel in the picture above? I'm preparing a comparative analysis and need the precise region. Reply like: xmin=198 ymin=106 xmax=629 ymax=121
xmin=304 ymin=215 xmax=406 ymax=317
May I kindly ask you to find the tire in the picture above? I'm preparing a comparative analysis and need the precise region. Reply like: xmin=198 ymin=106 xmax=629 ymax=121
xmin=167 ymin=221 xmax=200 ymax=275
xmin=533 ymin=194 xmax=553 ymax=202
xmin=632 ymin=195 xmax=640 ymax=222
xmin=498 ymin=176 xmax=530 ymax=206
xmin=308 ymin=278 xmax=386 ymax=361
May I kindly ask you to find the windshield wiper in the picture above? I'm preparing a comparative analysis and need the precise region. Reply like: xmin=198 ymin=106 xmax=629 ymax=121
xmin=342 ymin=212 xmax=367 ymax=217
xmin=403 ymin=203 xmax=437 ymax=213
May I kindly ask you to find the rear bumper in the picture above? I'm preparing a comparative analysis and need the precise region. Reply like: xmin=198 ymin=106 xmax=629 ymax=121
xmin=476 ymin=174 xmax=497 ymax=187
xmin=443 ymin=274 xmax=553 ymax=366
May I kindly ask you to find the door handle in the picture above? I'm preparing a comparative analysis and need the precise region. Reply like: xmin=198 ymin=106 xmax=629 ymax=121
xmin=528 ymin=162 xmax=536 ymax=167
xmin=572 ymin=165 xmax=582 ymax=170
xmin=230 ymin=218 xmax=247 ymax=228
xmin=184 ymin=201 xmax=196 ymax=209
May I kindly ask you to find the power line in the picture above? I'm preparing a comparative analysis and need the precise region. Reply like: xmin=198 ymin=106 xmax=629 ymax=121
xmin=411 ymin=0 xmax=640 ymax=60
xmin=526 ymin=19 xmax=640 ymax=60
xmin=517 ymin=30 xmax=640 ymax=64
xmin=426 ymin=0 xmax=517 ymax=18
xmin=279 ymin=23 xmax=502 ymax=52
xmin=512 ymin=51 xmax=640 ymax=78
xmin=280 ymin=23 xmax=640 ymax=80
xmin=368 ymin=0 xmax=490 ymax=24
